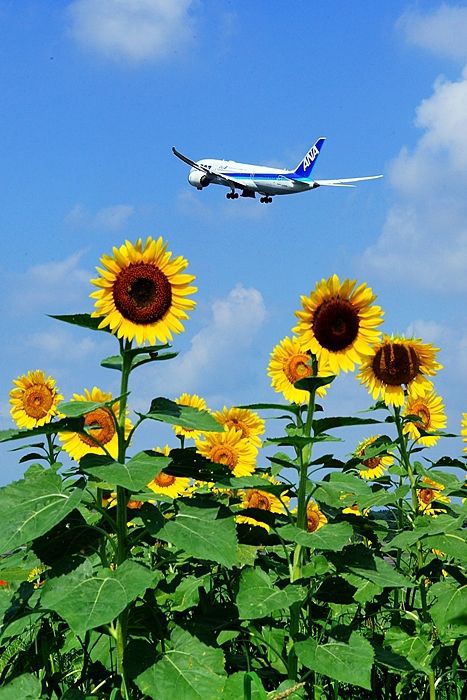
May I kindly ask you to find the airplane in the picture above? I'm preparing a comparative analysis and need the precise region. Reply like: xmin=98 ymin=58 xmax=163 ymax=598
xmin=172 ymin=138 xmax=382 ymax=203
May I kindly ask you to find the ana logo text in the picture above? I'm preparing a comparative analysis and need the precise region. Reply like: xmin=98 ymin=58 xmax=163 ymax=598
xmin=302 ymin=145 xmax=319 ymax=170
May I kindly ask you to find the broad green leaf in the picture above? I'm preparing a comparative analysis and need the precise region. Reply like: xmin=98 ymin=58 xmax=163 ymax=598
xmin=221 ymin=672 xmax=267 ymax=699
xmin=342 ymin=574 xmax=383 ymax=604
xmin=313 ymin=416 xmax=380 ymax=435
xmin=41 ymin=559 xmax=157 ymax=636
xmin=278 ymin=523 xmax=352 ymax=552
xmin=265 ymin=435 xmax=340 ymax=449
xmin=426 ymin=532 xmax=467 ymax=563
xmin=158 ymin=502 xmax=238 ymax=568
xmin=165 ymin=447 xmax=231 ymax=481
xmin=81 ymin=451 xmax=170 ymax=491
xmin=313 ymin=473 xmax=373 ymax=508
xmin=384 ymin=627 xmax=432 ymax=673
xmin=0 ymin=470 xmax=84 ymax=551
xmin=294 ymin=376 xmax=336 ymax=392
xmin=239 ymin=402 xmax=301 ymax=415
xmin=429 ymin=582 xmax=467 ymax=642
xmin=49 ymin=313 xmax=111 ymax=333
xmin=339 ymin=545 xmax=413 ymax=588
xmin=372 ymin=644 xmax=414 ymax=672
xmin=0 ymin=416 xmax=85 ymax=443
xmin=0 ymin=673 xmax=42 ymax=699
xmin=236 ymin=567 xmax=304 ymax=619
xmin=383 ymin=514 xmax=466 ymax=551
xmin=101 ymin=348 xmax=177 ymax=371
xmin=295 ymin=632 xmax=374 ymax=690
xmin=171 ymin=574 xmax=209 ymax=612
xmin=135 ymin=627 xmax=226 ymax=700
xmin=141 ymin=397 xmax=223 ymax=432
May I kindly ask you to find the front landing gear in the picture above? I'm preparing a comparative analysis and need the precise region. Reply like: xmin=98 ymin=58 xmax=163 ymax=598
xmin=226 ymin=191 xmax=239 ymax=199
xmin=260 ymin=196 xmax=273 ymax=203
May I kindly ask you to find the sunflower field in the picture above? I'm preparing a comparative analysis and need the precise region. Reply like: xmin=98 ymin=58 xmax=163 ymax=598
xmin=0 ymin=235 xmax=465 ymax=700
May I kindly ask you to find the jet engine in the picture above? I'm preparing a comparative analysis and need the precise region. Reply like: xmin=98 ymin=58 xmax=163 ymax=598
xmin=188 ymin=170 xmax=210 ymax=189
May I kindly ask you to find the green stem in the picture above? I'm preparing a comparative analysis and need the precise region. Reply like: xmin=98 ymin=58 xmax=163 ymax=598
xmin=429 ymin=671 xmax=436 ymax=700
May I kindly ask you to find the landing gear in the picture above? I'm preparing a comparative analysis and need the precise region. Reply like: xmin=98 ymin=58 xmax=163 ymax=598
xmin=226 ymin=191 xmax=239 ymax=199
xmin=260 ymin=196 xmax=273 ymax=203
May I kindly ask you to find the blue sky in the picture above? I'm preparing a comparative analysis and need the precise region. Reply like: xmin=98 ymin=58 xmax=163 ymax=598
xmin=1 ymin=0 xmax=466 ymax=484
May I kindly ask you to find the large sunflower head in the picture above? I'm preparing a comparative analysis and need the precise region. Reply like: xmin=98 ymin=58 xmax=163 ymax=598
xmin=236 ymin=475 xmax=289 ymax=532
xmin=306 ymin=501 xmax=328 ymax=532
xmin=462 ymin=413 xmax=467 ymax=453
xmin=213 ymin=406 xmax=265 ymax=447
xmin=59 ymin=387 xmax=132 ymax=461
xmin=195 ymin=427 xmax=257 ymax=477
xmin=90 ymin=236 xmax=197 ymax=345
xmin=10 ymin=370 xmax=63 ymax=429
xmin=147 ymin=444 xmax=191 ymax=498
xmin=355 ymin=435 xmax=394 ymax=480
xmin=293 ymin=275 xmax=383 ymax=374
xmin=358 ymin=335 xmax=442 ymax=407
xmin=173 ymin=393 xmax=210 ymax=439
xmin=267 ymin=336 xmax=333 ymax=404
xmin=417 ymin=476 xmax=450 ymax=516
xmin=403 ymin=390 xmax=447 ymax=447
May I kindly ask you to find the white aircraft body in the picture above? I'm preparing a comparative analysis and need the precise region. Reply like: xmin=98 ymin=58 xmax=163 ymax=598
xmin=172 ymin=138 xmax=382 ymax=203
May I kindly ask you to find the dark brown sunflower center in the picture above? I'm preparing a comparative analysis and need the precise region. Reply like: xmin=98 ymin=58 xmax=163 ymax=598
xmin=113 ymin=263 xmax=172 ymax=324
xmin=363 ymin=456 xmax=382 ymax=470
xmin=247 ymin=490 xmax=270 ymax=510
xmin=419 ymin=488 xmax=435 ymax=505
xmin=211 ymin=446 xmax=236 ymax=470
xmin=154 ymin=471 xmax=176 ymax=488
xmin=312 ymin=299 xmax=359 ymax=352
xmin=372 ymin=343 xmax=420 ymax=386
xmin=412 ymin=404 xmax=431 ymax=430
xmin=306 ymin=510 xmax=321 ymax=532
xmin=285 ymin=353 xmax=312 ymax=384
xmin=23 ymin=385 xmax=54 ymax=419
xmin=80 ymin=408 xmax=116 ymax=447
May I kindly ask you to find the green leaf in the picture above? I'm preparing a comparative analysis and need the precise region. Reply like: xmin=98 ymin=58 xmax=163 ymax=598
xmin=426 ymin=532 xmax=467 ymax=563
xmin=313 ymin=416 xmax=380 ymax=435
xmin=238 ymin=402 xmax=301 ymax=415
xmin=0 ymin=416 xmax=85 ymax=443
xmin=313 ymin=473 xmax=373 ymax=508
xmin=265 ymin=435 xmax=340 ymax=449
xmin=59 ymin=392 xmax=129 ymax=418
xmin=383 ymin=514 xmax=466 ymax=551
xmin=294 ymin=376 xmax=336 ymax=393
xmin=171 ymin=574 xmax=209 ymax=612
xmin=81 ymin=451 xmax=170 ymax=491
xmin=101 ymin=348 xmax=178 ymax=371
xmin=0 ymin=673 xmax=42 ymax=699
xmin=384 ymin=627 xmax=432 ymax=673
xmin=157 ymin=502 xmax=239 ymax=568
xmin=429 ymin=582 xmax=467 ymax=642
xmin=339 ymin=545 xmax=413 ymax=588
xmin=135 ymin=627 xmax=226 ymax=700
xmin=236 ymin=567 xmax=304 ymax=619
xmin=221 ymin=672 xmax=267 ymax=699
xmin=49 ymin=313 xmax=111 ymax=333
xmin=295 ymin=632 xmax=374 ymax=690
xmin=141 ymin=397 xmax=223 ymax=432
xmin=278 ymin=523 xmax=353 ymax=552
xmin=41 ymin=559 xmax=157 ymax=636
xmin=0 ymin=470 xmax=84 ymax=551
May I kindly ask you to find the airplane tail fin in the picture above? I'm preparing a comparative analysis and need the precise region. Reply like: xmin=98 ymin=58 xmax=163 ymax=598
xmin=292 ymin=137 xmax=326 ymax=179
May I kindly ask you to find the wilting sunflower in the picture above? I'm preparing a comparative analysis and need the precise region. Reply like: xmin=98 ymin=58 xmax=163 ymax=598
xmin=358 ymin=335 xmax=442 ymax=407
xmin=147 ymin=445 xmax=191 ymax=498
xmin=403 ymin=390 xmax=447 ymax=447
xmin=417 ymin=477 xmax=450 ymax=516
xmin=195 ymin=427 xmax=257 ymax=477
xmin=213 ymin=406 xmax=265 ymax=447
xmin=59 ymin=387 xmax=132 ymax=461
xmin=462 ymin=413 xmax=467 ymax=453
xmin=355 ymin=435 xmax=394 ymax=480
xmin=305 ymin=501 xmax=328 ymax=532
xmin=10 ymin=370 xmax=63 ymax=429
xmin=90 ymin=236 xmax=197 ymax=345
xmin=267 ymin=335 xmax=333 ymax=404
xmin=236 ymin=476 xmax=289 ymax=531
xmin=293 ymin=275 xmax=383 ymax=374
xmin=172 ymin=393 xmax=210 ymax=439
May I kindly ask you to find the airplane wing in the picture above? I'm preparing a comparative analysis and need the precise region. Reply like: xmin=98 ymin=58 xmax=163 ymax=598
xmin=172 ymin=147 xmax=253 ymax=193
xmin=313 ymin=175 xmax=383 ymax=188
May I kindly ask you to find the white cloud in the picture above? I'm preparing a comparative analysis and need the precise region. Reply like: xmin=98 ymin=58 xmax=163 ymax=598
xmin=134 ymin=284 xmax=267 ymax=406
xmin=65 ymin=203 xmax=134 ymax=231
xmin=25 ymin=329 xmax=97 ymax=362
xmin=67 ymin=0 xmax=196 ymax=62
xmin=361 ymin=68 xmax=467 ymax=291
xmin=399 ymin=4 xmax=467 ymax=62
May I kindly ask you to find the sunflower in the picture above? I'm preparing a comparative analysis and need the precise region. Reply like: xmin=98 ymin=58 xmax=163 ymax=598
xmin=147 ymin=445 xmax=191 ymax=498
xmin=10 ymin=370 xmax=63 ymax=429
xmin=417 ymin=477 xmax=450 ymax=516
xmin=403 ymin=390 xmax=447 ymax=447
xmin=293 ymin=275 xmax=383 ymax=374
xmin=267 ymin=336 xmax=333 ymax=404
xmin=305 ymin=501 xmax=328 ymax=532
xmin=172 ymin=393 xmax=210 ymax=440
xmin=102 ymin=492 xmax=143 ymax=509
xmin=59 ymin=387 xmax=132 ymax=461
xmin=213 ymin=406 xmax=265 ymax=447
xmin=195 ymin=427 xmax=257 ymax=477
xmin=462 ymin=413 xmax=467 ymax=453
xmin=355 ymin=435 xmax=394 ymax=480
xmin=90 ymin=236 xmax=197 ymax=345
xmin=358 ymin=335 xmax=442 ymax=407
xmin=236 ymin=476 xmax=289 ymax=531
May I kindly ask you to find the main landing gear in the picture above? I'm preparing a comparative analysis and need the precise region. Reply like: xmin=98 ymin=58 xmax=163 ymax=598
xmin=260 ymin=196 xmax=273 ymax=203
xmin=226 ymin=191 xmax=239 ymax=199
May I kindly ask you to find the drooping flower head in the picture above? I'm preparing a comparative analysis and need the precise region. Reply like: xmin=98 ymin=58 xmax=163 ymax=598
xmin=10 ymin=370 xmax=63 ymax=429
xmin=195 ymin=427 xmax=257 ymax=477
xmin=91 ymin=236 xmax=197 ymax=345
xmin=173 ymin=393 xmax=210 ymax=440
xmin=355 ymin=435 xmax=394 ymax=480
xmin=358 ymin=335 xmax=442 ymax=407
xmin=417 ymin=477 xmax=450 ymax=517
xmin=59 ymin=387 xmax=132 ymax=461
xmin=293 ymin=275 xmax=383 ymax=374
xmin=403 ymin=390 xmax=447 ymax=447
xmin=147 ymin=445 xmax=190 ymax=498
xmin=236 ymin=475 xmax=289 ymax=531
xmin=306 ymin=501 xmax=328 ymax=532
xmin=213 ymin=406 xmax=265 ymax=447
xmin=462 ymin=413 xmax=467 ymax=453
xmin=267 ymin=336 xmax=333 ymax=404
